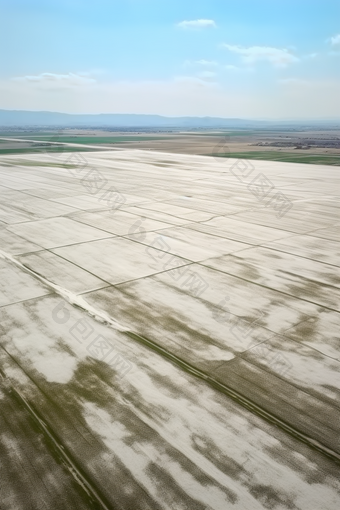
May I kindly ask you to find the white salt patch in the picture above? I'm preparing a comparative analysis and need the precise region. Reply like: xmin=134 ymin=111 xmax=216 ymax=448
xmin=204 ymin=346 xmax=235 ymax=361
xmin=11 ymin=330 xmax=77 ymax=384
xmin=0 ymin=248 xmax=128 ymax=332
xmin=32 ymin=353 xmax=77 ymax=384
xmin=83 ymin=402 xmax=245 ymax=510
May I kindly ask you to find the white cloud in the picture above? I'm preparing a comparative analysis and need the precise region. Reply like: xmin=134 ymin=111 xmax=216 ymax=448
xmin=12 ymin=72 xmax=96 ymax=86
xmin=196 ymin=59 xmax=218 ymax=66
xmin=330 ymin=34 xmax=340 ymax=45
xmin=177 ymin=19 xmax=216 ymax=29
xmin=183 ymin=59 xmax=218 ymax=68
xmin=223 ymin=44 xmax=299 ymax=67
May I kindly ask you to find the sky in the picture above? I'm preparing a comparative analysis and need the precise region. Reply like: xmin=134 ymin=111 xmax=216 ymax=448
xmin=1 ymin=0 xmax=340 ymax=118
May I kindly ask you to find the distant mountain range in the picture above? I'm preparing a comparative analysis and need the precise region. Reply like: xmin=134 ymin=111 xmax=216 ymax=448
xmin=0 ymin=109 xmax=339 ymax=128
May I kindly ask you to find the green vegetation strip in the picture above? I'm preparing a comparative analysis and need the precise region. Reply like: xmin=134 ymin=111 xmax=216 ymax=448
xmin=190 ymin=131 xmax=256 ymax=136
xmin=8 ymin=136 xmax=170 ymax=144
xmin=212 ymin=151 xmax=340 ymax=165
xmin=126 ymin=331 xmax=340 ymax=467
xmin=2 ymin=243 xmax=340 ymax=469
xmin=0 ymin=365 xmax=112 ymax=510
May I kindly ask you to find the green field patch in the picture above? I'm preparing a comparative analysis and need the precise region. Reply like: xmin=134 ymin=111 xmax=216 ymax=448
xmin=211 ymin=151 xmax=340 ymax=166
xmin=11 ymin=135 xmax=170 ymax=144
xmin=189 ymin=131 xmax=256 ymax=137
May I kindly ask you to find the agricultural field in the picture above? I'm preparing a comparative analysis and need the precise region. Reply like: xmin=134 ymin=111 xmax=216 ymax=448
xmin=213 ymin=151 xmax=340 ymax=165
xmin=1 ymin=127 xmax=340 ymax=165
xmin=0 ymin=147 xmax=339 ymax=509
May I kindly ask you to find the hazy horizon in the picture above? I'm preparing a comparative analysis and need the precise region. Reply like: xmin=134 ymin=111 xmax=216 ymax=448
xmin=2 ymin=107 xmax=340 ymax=119
xmin=1 ymin=1 xmax=340 ymax=119
xmin=0 ymin=109 xmax=340 ymax=130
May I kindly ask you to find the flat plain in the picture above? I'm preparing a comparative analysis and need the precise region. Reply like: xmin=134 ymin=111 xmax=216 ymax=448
xmin=1 ymin=127 xmax=340 ymax=165
xmin=0 ymin=145 xmax=339 ymax=509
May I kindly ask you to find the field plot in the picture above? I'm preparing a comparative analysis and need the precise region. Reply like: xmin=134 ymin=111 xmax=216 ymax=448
xmin=1 ymin=128 xmax=340 ymax=166
xmin=0 ymin=148 xmax=340 ymax=509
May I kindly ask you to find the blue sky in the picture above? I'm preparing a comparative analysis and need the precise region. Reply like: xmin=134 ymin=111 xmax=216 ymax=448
xmin=1 ymin=0 xmax=340 ymax=117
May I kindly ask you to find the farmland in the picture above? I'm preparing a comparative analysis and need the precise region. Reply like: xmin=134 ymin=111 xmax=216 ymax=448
xmin=0 ymin=146 xmax=340 ymax=509
xmin=1 ymin=126 xmax=340 ymax=165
